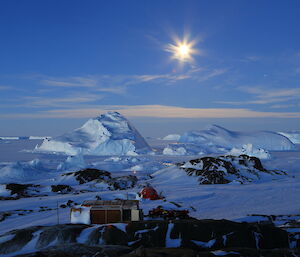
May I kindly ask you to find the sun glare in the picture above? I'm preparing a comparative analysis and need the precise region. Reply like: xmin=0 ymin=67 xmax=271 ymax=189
xmin=165 ymin=35 xmax=198 ymax=63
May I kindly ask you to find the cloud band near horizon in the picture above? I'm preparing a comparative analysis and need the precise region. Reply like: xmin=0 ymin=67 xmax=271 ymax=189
xmin=1 ymin=105 xmax=300 ymax=119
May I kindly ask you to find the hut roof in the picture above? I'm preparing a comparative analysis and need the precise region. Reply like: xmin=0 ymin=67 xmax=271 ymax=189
xmin=82 ymin=199 xmax=139 ymax=208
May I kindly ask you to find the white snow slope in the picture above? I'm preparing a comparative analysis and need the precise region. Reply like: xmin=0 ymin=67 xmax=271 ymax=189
xmin=35 ymin=112 xmax=151 ymax=156
xmin=179 ymin=124 xmax=295 ymax=151
xmin=278 ymin=131 xmax=300 ymax=144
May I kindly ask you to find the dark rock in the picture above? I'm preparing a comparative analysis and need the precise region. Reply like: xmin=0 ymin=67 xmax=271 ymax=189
xmin=51 ymin=185 xmax=73 ymax=193
xmin=0 ymin=196 xmax=19 ymax=200
xmin=0 ymin=212 xmax=11 ymax=222
xmin=126 ymin=221 xmax=169 ymax=248
xmin=0 ymin=226 xmax=41 ymax=254
xmin=102 ymin=225 xmax=129 ymax=245
xmin=178 ymin=155 xmax=286 ymax=184
xmin=107 ymin=175 xmax=138 ymax=190
xmin=87 ymin=226 xmax=106 ymax=245
xmin=4 ymin=183 xmax=44 ymax=198
xmin=122 ymin=247 xmax=203 ymax=257
xmin=36 ymin=224 xmax=88 ymax=249
xmin=121 ymin=247 xmax=300 ymax=257
xmin=66 ymin=200 xmax=74 ymax=207
xmin=125 ymin=219 xmax=289 ymax=250
xmin=0 ymin=220 xmax=294 ymax=256
xmin=6 ymin=183 xmax=33 ymax=196
xmin=15 ymin=243 xmax=131 ymax=257
xmin=62 ymin=168 xmax=112 ymax=184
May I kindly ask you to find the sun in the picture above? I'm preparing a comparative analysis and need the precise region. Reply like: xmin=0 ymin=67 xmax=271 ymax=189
xmin=165 ymin=36 xmax=198 ymax=63
xmin=179 ymin=44 xmax=189 ymax=56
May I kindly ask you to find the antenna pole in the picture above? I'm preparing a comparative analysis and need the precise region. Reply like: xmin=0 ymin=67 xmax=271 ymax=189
xmin=56 ymin=201 xmax=60 ymax=224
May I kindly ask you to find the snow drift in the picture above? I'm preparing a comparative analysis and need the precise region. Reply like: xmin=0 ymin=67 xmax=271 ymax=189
xmin=179 ymin=125 xmax=295 ymax=151
xmin=35 ymin=112 xmax=151 ymax=156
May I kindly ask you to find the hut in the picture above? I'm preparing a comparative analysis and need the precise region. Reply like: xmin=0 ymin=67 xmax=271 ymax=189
xmin=71 ymin=199 xmax=143 ymax=224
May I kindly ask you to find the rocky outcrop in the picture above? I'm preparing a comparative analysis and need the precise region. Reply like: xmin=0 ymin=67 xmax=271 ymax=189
xmin=0 ymin=183 xmax=73 ymax=200
xmin=107 ymin=175 xmax=138 ymax=190
xmin=51 ymin=184 xmax=73 ymax=193
xmin=1 ymin=219 xmax=298 ymax=256
xmin=177 ymin=155 xmax=286 ymax=184
xmin=0 ymin=168 xmax=139 ymax=200
xmin=5 ymin=183 xmax=41 ymax=197
xmin=61 ymin=168 xmax=138 ymax=190
xmin=0 ymin=226 xmax=41 ymax=254
xmin=62 ymin=168 xmax=112 ymax=184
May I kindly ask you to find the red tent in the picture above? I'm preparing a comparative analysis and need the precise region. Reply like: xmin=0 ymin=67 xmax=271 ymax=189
xmin=139 ymin=186 xmax=161 ymax=200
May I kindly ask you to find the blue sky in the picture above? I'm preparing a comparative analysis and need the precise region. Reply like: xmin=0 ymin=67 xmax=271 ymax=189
xmin=1 ymin=0 xmax=300 ymax=136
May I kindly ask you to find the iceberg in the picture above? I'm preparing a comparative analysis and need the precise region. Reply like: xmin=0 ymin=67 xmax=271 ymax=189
xmin=0 ymin=159 xmax=47 ymax=183
xmin=228 ymin=144 xmax=271 ymax=160
xmin=179 ymin=125 xmax=295 ymax=151
xmin=35 ymin=112 xmax=152 ymax=156
xmin=162 ymin=134 xmax=181 ymax=141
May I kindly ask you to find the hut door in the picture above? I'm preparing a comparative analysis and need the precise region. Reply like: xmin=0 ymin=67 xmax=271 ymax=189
xmin=107 ymin=210 xmax=121 ymax=223
xmin=90 ymin=210 xmax=106 ymax=224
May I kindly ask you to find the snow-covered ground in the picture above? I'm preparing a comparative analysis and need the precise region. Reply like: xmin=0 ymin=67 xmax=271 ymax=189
xmin=0 ymin=117 xmax=299 ymax=240
xmin=0 ymin=139 xmax=299 ymax=236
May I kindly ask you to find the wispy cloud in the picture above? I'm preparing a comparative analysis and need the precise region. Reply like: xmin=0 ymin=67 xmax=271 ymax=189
xmin=41 ymin=76 xmax=97 ymax=88
xmin=21 ymin=94 xmax=103 ymax=108
xmin=241 ymin=87 xmax=300 ymax=104
xmin=241 ymin=55 xmax=262 ymax=63
xmin=270 ymin=103 xmax=300 ymax=109
xmin=33 ymin=66 xmax=228 ymax=94
xmin=295 ymin=67 xmax=300 ymax=74
xmin=1 ymin=105 xmax=300 ymax=119
xmin=218 ymin=86 xmax=300 ymax=105
xmin=195 ymin=68 xmax=227 ymax=82
xmin=0 ymin=85 xmax=13 ymax=90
